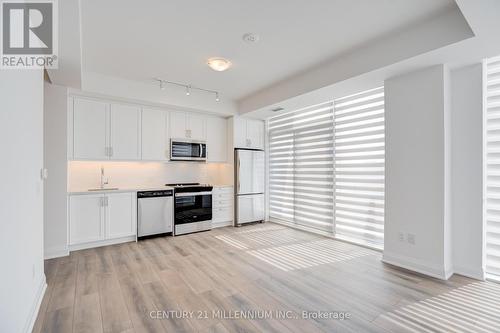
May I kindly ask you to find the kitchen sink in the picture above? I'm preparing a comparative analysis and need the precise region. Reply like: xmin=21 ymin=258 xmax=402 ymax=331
xmin=87 ymin=188 xmax=119 ymax=191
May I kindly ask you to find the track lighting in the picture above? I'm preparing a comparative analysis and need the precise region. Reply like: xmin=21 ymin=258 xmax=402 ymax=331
xmin=154 ymin=78 xmax=221 ymax=102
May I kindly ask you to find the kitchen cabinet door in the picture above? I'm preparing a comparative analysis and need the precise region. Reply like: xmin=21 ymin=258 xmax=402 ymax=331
xmin=246 ymin=119 xmax=264 ymax=149
xmin=110 ymin=104 xmax=141 ymax=160
xmin=187 ymin=113 xmax=206 ymax=140
xmin=206 ymin=116 xmax=227 ymax=162
xmin=106 ymin=192 xmax=135 ymax=239
xmin=69 ymin=194 xmax=104 ymax=245
xmin=170 ymin=111 xmax=188 ymax=139
xmin=142 ymin=108 xmax=169 ymax=160
xmin=73 ymin=98 xmax=108 ymax=160
xmin=232 ymin=116 xmax=247 ymax=148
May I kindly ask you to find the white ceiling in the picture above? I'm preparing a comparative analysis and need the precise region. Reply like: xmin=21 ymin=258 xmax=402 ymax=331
xmin=81 ymin=0 xmax=457 ymax=102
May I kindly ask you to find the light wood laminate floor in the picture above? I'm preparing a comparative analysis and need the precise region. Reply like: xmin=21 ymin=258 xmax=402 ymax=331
xmin=33 ymin=223 xmax=500 ymax=333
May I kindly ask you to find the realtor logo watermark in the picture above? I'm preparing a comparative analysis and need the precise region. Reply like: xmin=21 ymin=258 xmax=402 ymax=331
xmin=1 ymin=0 xmax=58 ymax=69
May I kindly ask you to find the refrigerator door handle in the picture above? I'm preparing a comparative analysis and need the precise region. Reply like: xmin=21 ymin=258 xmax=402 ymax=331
xmin=237 ymin=156 xmax=241 ymax=193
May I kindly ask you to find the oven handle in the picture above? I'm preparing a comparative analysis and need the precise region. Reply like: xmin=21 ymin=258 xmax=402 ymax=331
xmin=175 ymin=191 xmax=212 ymax=197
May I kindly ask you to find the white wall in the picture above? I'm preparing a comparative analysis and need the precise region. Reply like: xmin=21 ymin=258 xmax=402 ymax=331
xmin=384 ymin=65 xmax=453 ymax=279
xmin=450 ymin=64 xmax=484 ymax=279
xmin=68 ymin=161 xmax=233 ymax=191
xmin=44 ymin=83 xmax=69 ymax=259
xmin=0 ymin=70 xmax=46 ymax=332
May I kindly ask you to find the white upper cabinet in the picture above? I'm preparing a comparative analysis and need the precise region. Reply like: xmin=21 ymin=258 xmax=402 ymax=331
xmin=170 ymin=111 xmax=206 ymax=140
xmin=106 ymin=192 xmax=135 ymax=239
xmin=233 ymin=117 xmax=265 ymax=150
xmin=206 ymin=116 xmax=227 ymax=162
xmin=170 ymin=111 xmax=188 ymax=139
xmin=72 ymin=98 xmax=141 ymax=160
xmin=141 ymin=108 xmax=169 ymax=161
xmin=187 ymin=113 xmax=206 ymax=140
xmin=73 ymin=98 xmax=108 ymax=160
xmin=109 ymin=104 xmax=141 ymax=160
xmin=233 ymin=116 xmax=247 ymax=148
xmin=70 ymin=97 xmax=227 ymax=162
xmin=246 ymin=119 xmax=265 ymax=150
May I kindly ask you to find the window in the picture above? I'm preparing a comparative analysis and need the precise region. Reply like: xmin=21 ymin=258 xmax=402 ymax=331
xmin=485 ymin=55 xmax=500 ymax=280
xmin=268 ymin=102 xmax=335 ymax=232
xmin=268 ymin=87 xmax=385 ymax=249
xmin=333 ymin=87 xmax=385 ymax=248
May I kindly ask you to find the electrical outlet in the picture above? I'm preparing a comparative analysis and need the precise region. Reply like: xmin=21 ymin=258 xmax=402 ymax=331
xmin=407 ymin=233 xmax=416 ymax=245
xmin=398 ymin=232 xmax=405 ymax=242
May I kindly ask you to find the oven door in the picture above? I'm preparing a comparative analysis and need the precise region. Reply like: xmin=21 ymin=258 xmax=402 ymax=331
xmin=174 ymin=192 xmax=212 ymax=224
xmin=171 ymin=140 xmax=207 ymax=161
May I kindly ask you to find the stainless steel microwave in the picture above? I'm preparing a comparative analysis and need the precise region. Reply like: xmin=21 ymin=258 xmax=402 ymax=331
xmin=170 ymin=139 xmax=207 ymax=161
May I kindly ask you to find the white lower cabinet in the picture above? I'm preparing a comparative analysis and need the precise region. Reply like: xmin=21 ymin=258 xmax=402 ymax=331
xmin=69 ymin=194 xmax=103 ymax=245
xmin=212 ymin=186 xmax=234 ymax=227
xmin=106 ymin=192 xmax=136 ymax=239
xmin=69 ymin=192 xmax=136 ymax=248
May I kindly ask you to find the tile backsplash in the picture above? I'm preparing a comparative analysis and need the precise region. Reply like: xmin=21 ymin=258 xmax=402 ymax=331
xmin=68 ymin=161 xmax=233 ymax=190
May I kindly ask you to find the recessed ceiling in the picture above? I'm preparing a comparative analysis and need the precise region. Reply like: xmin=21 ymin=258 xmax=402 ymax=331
xmin=81 ymin=0 xmax=457 ymax=102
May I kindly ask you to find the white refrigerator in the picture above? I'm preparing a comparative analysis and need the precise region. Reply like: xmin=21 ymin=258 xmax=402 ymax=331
xmin=234 ymin=149 xmax=265 ymax=226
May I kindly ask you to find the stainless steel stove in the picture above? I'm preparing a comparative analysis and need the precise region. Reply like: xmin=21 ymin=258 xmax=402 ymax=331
xmin=166 ymin=183 xmax=213 ymax=235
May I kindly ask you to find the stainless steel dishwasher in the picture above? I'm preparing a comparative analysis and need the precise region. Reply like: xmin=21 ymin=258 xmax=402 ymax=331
xmin=137 ymin=189 xmax=174 ymax=239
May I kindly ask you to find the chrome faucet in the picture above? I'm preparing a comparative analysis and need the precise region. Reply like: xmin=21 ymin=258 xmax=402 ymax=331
xmin=100 ymin=166 xmax=109 ymax=189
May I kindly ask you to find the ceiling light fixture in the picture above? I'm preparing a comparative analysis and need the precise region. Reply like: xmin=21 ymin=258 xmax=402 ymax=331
xmin=154 ymin=78 xmax=221 ymax=102
xmin=207 ymin=57 xmax=232 ymax=72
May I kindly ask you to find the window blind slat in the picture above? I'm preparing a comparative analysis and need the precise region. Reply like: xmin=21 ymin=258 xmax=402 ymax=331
xmin=486 ymin=55 xmax=500 ymax=281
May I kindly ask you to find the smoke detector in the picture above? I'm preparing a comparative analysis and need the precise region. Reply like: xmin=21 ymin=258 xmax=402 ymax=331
xmin=242 ymin=33 xmax=260 ymax=43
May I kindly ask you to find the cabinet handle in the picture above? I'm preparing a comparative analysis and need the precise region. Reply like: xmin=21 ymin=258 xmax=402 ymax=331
xmin=105 ymin=147 xmax=109 ymax=157
xmin=109 ymin=147 xmax=113 ymax=157
xmin=105 ymin=196 xmax=109 ymax=206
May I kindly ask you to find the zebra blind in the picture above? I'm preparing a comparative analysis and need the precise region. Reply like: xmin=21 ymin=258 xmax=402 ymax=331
xmin=333 ymin=87 xmax=385 ymax=248
xmin=486 ymin=56 xmax=500 ymax=279
xmin=268 ymin=102 xmax=335 ymax=232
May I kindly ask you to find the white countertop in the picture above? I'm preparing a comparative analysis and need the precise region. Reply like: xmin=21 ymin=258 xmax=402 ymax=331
xmin=68 ymin=184 xmax=233 ymax=195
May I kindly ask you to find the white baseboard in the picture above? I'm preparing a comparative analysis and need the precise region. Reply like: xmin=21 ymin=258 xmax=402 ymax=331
xmin=44 ymin=245 xmax=69 ymax=259
xmin=24 ymin=273 xmax=47 ymax=333
xmin=69 ymin=235 xmax=135 ymax=251
xmin=382 ymin=251 xmax=450 ymax=280
xmin=453 ymin=265 xmax=485 ymax=280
